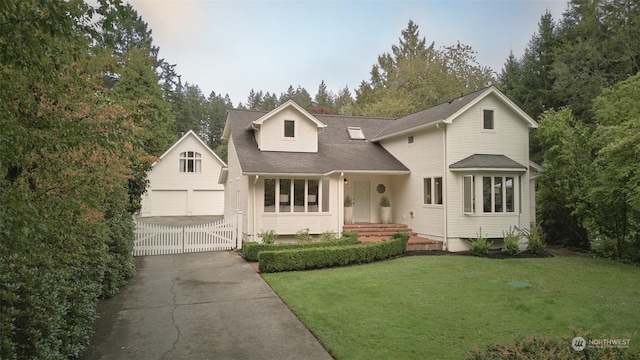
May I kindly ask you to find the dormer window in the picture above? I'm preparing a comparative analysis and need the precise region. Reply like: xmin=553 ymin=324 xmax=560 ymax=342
xmin=179 ymin=151 xmax=201 ymax=173
xmin=483 ymin=109 xmax=494 ymax=130
xmin=284 ymin=120 xmax=295 ymax=138
xmin=347 ymin=126 xmax=365 ymax=140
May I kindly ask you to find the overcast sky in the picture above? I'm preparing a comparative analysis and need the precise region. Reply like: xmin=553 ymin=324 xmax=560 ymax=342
xmin=125 ymin=0 xmax=569 ymax=106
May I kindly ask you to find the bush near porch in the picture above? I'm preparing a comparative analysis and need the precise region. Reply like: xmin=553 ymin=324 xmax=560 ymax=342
xmin=258 ymin=233 xmax=409 ymax=273
xmin=242 ymin=232 xmax=358 ymax=261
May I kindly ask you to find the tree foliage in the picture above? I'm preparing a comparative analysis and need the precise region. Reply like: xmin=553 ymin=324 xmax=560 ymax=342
xmin=353 ymin=20 xmax=494 ymax=117
xmin=0 ymin=0 xmax=174 ymax=357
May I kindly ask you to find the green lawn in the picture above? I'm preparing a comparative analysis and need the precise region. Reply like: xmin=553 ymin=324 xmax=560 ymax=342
xmin=262 ymin=256 xmax=640 ymax=359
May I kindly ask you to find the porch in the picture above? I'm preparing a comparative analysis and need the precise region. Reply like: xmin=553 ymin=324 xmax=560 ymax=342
xmin=343 ymin=223 xmax=443 ymax=251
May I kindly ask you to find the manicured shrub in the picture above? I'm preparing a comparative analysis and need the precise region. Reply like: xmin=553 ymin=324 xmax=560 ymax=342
xmin=502 ymin=227 xmax=522 ymax=256
xmin=258 ymin=236 xmax=408 ymax=273
xmin=470 ymin=229 xmax=493 ymax=257
xmin=467 ymin=330 xmax=638 ymax=359
xmin=242 ymin=232 xmax=359 ymax=262
xmin=391 ymin=231 xmax=410 ymax=242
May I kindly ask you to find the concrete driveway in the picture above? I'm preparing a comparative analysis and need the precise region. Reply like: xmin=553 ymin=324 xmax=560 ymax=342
xmin=81 ymin=251 xmax=333 ymax=360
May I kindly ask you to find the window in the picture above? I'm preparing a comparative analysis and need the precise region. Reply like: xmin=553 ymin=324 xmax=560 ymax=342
xmin=463 ymin=175 xmax=474 ymax=214
xmin=347 ymin=127 xmax=366 ymax=140
xmin=279 ymin=179 xmax=291 ymax=212
xmin=423 ymin=177 xmax=443 ymax=205
xmin=482 ymin=176 xmax=515 ymax=213
xmin=179 ymin=151 xmax=202 ymax=173
xmin=264 ymin=178 xmax=330 ymax=213
xmin=407 ymin=135 xmax=414 ymax=144
xmin=264 ymin=179 xmax=276 ymax=212
xmin=284 ymin=120 xmax=295 ymax=138
xmin=294 ymin=179 xmax=305 ymax=212
xmin=483 ymin=109 xmax=494 ymax=130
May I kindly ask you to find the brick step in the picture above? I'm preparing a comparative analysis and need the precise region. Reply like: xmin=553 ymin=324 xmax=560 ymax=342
xmin=406 ymin=242 xmax=444 ymax=251
xmin=355 ymin=231 xmax=417 ymax=238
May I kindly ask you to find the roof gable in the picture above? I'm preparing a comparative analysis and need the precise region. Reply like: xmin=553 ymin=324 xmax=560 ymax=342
xmin=154 ymin=130 xmax=226 ymax=167
xmin=224 ymin=109 xmax=408 ymax=175
xmin=252 ymin=100 xmax=326 ymax=129
xmin=372 ymin=86 xmax=538 ymax=141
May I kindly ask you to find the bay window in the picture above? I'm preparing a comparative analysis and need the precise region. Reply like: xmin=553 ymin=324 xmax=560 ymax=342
xmin=482 ymin=176 xmax=515 ymax=213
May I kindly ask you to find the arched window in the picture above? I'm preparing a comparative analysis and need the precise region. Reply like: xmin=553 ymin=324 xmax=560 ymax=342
xmin=179 ymin=151 xmax=202 ymax=173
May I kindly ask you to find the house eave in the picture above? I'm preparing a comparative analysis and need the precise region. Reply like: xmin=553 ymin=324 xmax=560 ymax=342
xmin=449 ymin=167 xmax=527 ymax=173
xmin=372 ymin=120 xmax=444 ymax=142
xmin=324 ymin=169 xmax=411 ymax=176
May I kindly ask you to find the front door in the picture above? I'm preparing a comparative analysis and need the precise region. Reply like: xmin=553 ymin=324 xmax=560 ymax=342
xmin=353 ymin=180 xmax=370 ymax=223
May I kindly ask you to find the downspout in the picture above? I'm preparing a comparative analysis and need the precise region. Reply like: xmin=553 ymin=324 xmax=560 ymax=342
xmin=437 ymin=123 xmax=448 ymax=250
xmin=253 ymin=175 xmax=259 ymax=242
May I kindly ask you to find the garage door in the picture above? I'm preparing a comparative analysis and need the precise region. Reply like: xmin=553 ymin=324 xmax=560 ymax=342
xmin=192 ymin=190 xmax=224 ymax=215
xmin=151 ymin=190 xmax=188 ymax=216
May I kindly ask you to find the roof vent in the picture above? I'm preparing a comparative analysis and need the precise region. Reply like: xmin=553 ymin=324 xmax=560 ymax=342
xmin=347 ymin=127 xmax=366 ymax=140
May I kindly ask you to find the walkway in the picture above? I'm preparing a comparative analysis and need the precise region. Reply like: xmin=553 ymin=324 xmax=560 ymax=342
xmin=81 ymin=251 xmax=333 ymax=360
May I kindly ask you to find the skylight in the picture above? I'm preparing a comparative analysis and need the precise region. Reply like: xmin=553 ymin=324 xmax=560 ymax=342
xmin=347 ymin=127 xmax=366 ymax=140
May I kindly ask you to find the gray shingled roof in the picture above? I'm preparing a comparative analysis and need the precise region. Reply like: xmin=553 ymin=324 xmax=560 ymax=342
xmin=449 ymin=154 xmax=526 ymax=170
xmin=373 ymin=87 xmax=490 ymax=140
xmin=226 ymin=109 xmax=409 ymax=175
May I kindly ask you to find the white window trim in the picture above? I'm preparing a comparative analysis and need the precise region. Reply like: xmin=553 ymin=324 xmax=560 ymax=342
xmin=481 ymin=108 xmax=496 ymax=133
xmin=481 ymin=175 xmax=517 ymax=214
xmin=423 ymin=176 xmax=443 ymax=207
xmin=179 ymin=151 xmax=202 ymax=173
xmin=283 ymin=119 xmax=296 ymax=139
xmin=264 ymin=178 xmax=328 ymax=214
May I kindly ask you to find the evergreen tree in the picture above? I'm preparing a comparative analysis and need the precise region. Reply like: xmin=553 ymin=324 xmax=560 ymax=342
xmin=354 ymin=20 xmax=493 ymax=117
xmin=262 ymin=92 xmax=278 ymax=111
xmin=334 ymin=86 xmax=355 ymax=115
xmin=314 ymin=80 xmax=335 ymax=110
xmin=246 ymin=89 xmax=264 ymax=110
xmin=553 ymin=0 xmax=640 ymax=121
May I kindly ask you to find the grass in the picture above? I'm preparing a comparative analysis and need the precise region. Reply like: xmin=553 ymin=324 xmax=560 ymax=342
xmin=262 ymin=256 xmax=640 ymax=359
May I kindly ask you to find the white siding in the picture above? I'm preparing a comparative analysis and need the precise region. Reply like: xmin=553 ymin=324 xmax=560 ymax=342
xmin=258 ymin=107 xmax=318 ymax=152
xmin=382 ymin=127 xmax=445 ymax=239
xmin=140 ymin=134 xmax=225 ymax=216
xmin=446 ymin=93 xmax=532 ymax=242
xmin=224 ymin=136 xmax=249 ymax=236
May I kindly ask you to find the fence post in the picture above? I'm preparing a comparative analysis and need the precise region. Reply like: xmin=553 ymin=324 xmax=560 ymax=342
xmin=236 ymin=211 xmax=243 ymax=250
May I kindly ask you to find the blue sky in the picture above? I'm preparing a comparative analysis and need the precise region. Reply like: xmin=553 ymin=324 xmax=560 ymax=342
xmin=128 ymin=0 xmax=569 ymax=106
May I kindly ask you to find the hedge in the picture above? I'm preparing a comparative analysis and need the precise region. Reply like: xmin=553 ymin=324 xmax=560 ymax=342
xmin=242 ymin=231 xmax=358 ymax=262
xmin=258 ymin=233 xmax=409 ymax=273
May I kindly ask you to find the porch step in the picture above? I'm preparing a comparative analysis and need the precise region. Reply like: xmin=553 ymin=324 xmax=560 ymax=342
xmin=344 ymin=224 xmax=412 ymax=238
xmin=343 ymin=224 xmax=444 ymax=251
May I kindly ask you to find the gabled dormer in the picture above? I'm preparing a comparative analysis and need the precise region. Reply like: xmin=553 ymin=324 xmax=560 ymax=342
xmin=251 ymin=100 xmax=326 ymax=153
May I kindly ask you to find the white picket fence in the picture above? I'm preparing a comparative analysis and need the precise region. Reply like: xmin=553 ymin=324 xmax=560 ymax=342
xmin=133 ymin=213 xmax=243 ymax=256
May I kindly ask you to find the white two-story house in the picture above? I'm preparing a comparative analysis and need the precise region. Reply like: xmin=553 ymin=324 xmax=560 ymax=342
xmin=220 ymin=86 xmax=541 ymax=251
